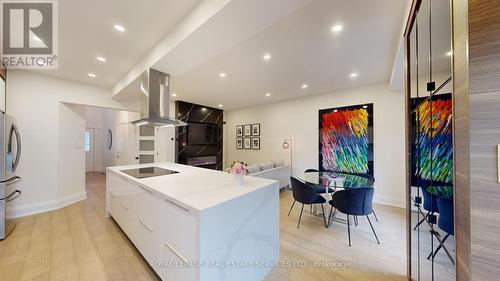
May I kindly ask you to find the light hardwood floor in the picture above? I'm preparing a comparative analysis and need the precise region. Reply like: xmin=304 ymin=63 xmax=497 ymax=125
xmin=0 ymin=173 xmax=408 ymax=281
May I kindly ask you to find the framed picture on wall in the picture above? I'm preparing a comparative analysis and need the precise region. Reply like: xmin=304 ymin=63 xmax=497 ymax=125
xmin=244 ymin=124 xmax=251 ymax=136
xmin=251 ymin=123 xmax=260 ymax=136
xmin=251 ymin=137 xmax=260 ymax=150
xmin=244 ymin=138 xmax=251 ymax=149
xmin=236 ymin=125 xmax=243 ymax=137
xmin=236 ymin=138 xmax=243 ymax=149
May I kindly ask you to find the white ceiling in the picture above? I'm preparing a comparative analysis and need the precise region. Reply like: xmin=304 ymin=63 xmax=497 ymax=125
xmin=36 ymin=0 xmax=200 ymax=87
xmin=164 ymin=0 xmax=408 ymax=110
xmin=33 ymin=0 xmax=409 ymax=111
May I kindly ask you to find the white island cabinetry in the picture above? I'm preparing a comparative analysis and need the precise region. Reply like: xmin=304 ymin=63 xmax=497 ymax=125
xmin=106 ymin=163 xmax=279 ymax=281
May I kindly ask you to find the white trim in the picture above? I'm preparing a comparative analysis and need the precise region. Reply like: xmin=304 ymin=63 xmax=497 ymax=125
xmin=373 ymin=194 xmax=405 ymax=209
xmin=6 ymin=191 xmax=87 ymax=219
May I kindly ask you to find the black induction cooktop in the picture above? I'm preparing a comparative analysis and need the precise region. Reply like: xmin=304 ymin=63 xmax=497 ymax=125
xmin=120 ymin=167 xmax=179 ymax=179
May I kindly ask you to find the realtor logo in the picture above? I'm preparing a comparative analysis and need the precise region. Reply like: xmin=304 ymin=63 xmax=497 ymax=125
xmin=1 ymin=0 xmax=58 ymax=69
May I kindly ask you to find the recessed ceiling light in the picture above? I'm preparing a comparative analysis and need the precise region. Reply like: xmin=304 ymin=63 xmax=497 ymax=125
xmin=114 ymin=24 xmax=126 ymax=32
xmin=218 ymin=104 xmax=223 ymax=108
xmin=171 ymin=93 xmax=177 ymax=97
xmin=219 ymin=72 xmax=227 ymax=78
xmin=301 ymin=84 xmax=309 ymax=89
xmin=349 ymin=72 xmax=358 ymax=78
xmin=265 ymin=92 xmax=271 ymax=97
xmin=96 ymin=56 xmax=106 ymax=62
xmin=446 ymin=51 xmax=452 ymax=56
xmin=88 ymin=73 xmax=96 ymax=78
xmin=263 ymin=53 xmax=272 ymax=61
xmin=331 ymin=24 xmax=343 ymax=33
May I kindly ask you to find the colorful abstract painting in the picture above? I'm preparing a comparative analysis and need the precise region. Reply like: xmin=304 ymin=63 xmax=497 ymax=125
xmin=319 ymin=104 xmax=373 ymax=176
xmin=412 ymin=94 xmax=453 ymax=189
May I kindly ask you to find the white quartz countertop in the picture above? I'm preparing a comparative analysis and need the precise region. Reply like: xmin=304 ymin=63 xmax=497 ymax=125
xmin=107 ymin=162 xmax=279 ymax=212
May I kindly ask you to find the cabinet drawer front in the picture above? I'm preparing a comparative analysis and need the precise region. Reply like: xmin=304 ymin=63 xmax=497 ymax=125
xmin=155 ymin=240 xmax=197 ymax=281
xmin=133 ymin=218 xmax=158 ymax=263
xmin=109 ymin=192 xmax=132 ymax=236
xmin=135 ymin=188 xmax=158 ymax=231
xmin=156 ymin=197 xmax=198 ymax=261
xmin=108 ymin=173 xmax=140 ymax=213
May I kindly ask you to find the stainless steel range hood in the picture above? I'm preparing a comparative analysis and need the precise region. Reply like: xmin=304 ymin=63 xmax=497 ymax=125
xmin=131 ymin=68 xmax=187 ymax=127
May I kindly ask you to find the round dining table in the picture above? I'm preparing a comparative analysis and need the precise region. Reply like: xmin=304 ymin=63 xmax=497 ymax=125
xmin=297 ymin=171 xmax=375 ymax=226
xmin=299 ymin=171 xmax=374 ymax=191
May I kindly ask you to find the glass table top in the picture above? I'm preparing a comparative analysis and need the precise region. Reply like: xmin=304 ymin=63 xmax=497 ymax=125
xmin=299 ymin=171 xmax=374 ymax=189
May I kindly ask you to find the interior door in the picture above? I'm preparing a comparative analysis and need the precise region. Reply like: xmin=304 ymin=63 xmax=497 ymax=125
xmin=116 ymin=123 xmax=140 ymax=165
xmin=156 ymin=126 xmax=175 ymax=162
xmin=85 ymin=128 xmax=95 ymax=172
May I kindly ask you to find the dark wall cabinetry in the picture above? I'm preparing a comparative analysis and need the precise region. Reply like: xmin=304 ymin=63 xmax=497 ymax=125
xmin=175 ymin=101 xmax=224 ymax=170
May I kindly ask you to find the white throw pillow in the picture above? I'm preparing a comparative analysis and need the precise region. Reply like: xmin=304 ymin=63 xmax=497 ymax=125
xmin=247 ymin=164 xmax=261 ymax=175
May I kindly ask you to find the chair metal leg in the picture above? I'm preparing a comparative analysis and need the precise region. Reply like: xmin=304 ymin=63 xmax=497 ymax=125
xmin=366 ymin=215 xmax=380 ymax=244
xmin=428 ymin=233 xmax=451 ymax=260
xmin=310 ymin=204 xmax=313 ymax=214
xmin=347 ymin=214 xmax=351 ymax=247
xmin=297 ymin=204 xmax=305 ymax=228
xmin=327 ymin=205 xmax=334 ymax=228
xmin=321 ymin=204 xmax=327 ymax=228
xmin=413 ymin=213 xmax=428 ymax=230
xmin=288 ymin=200 xmax=296 ymax=216
xmin=354 ymin=216 xmax=358 ymax=227
xmin=372 ymin=209 xmax=379 ymax=222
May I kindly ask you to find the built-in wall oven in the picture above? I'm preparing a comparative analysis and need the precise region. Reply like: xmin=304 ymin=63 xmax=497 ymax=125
xmin=0 ymin=74 xmax=22 ymax=240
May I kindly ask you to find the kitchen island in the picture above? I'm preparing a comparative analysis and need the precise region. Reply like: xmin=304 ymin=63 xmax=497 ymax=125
xmin=106 ymin=162 xmax=280 ymax=281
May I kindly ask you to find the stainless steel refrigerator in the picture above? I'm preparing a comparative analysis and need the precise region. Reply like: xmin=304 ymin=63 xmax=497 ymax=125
xmin=0 ymin=75 xmax=22 ymax=240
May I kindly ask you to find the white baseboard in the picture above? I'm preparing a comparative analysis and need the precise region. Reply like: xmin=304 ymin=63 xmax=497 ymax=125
xmin=6 ymin=191 xmax=87 ymax=219
xmin=373 ymin=194 xmax=405 ymax=209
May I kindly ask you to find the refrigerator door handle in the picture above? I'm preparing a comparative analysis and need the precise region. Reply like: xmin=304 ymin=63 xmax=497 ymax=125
xmin=0 ymin=175 xmax=20 ymax=184
xmin=1 ymin=190 xmax=21 ymax=202
xmin=10 ymin=123 xmax=21 ymax=172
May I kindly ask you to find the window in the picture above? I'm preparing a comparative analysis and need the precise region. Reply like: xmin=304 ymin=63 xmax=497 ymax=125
xmin=85 ymin=131 xmax=91 ymax=152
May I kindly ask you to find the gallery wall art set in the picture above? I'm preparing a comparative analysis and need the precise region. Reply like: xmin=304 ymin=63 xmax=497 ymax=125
xmin=236 ymin=123 xmax=260 ymax=150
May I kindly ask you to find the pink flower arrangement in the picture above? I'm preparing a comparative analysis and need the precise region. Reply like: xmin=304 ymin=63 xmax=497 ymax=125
xmin=229 ymin=161 xmax=248 ymax=176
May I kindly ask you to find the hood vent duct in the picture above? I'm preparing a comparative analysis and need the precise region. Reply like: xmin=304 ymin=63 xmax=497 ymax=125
xmin=131 ymin=68 xmax=187 ymax=127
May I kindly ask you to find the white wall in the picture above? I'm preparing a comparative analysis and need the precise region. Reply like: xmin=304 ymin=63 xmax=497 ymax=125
xmin=224 ymin=83 xmax=406 ymax=208
xmin=6 ymin=70 xmax=139 ymax=218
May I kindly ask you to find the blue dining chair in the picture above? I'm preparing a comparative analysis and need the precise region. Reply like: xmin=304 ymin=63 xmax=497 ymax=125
xmin=428 ymin=197 xmax=454 ymax=261
xmin=414 ymin=187 xmax=439 ymax=230
xmin=328 ymin=187 xmax=380 ymax=246
xmin=288 ymin=177 xmax=327 ymax=228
